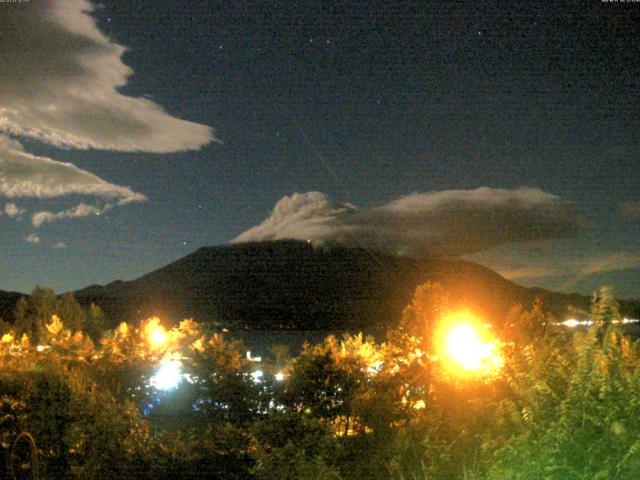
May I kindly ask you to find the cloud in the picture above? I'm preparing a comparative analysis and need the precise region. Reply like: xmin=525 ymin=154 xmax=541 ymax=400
xmin=0 ymin=0 xmax=214 ymax=152
xmin=0 ymin=135 xmax=146 ymax=204
xmin=581 ymin=252 xmax=640 ymax=275
xmin=4 ymin=202 xmax=24 ymax=218
xmin=620 ymin=201 xmax=640 ymax=219
xmin=25 ymin=233 xmax=41 ymax=244
xmin=494 ymin=266 xmax=560 ymax=280
xmin=466 ymin=243 xmax=640 ymax=291
xmin=32 ymin=203 xmax=112 ymax=228
xmin=53 ymin=241 xmax=67 ymax=250
xmin=231 ymin=187 xmax=579 ymax=256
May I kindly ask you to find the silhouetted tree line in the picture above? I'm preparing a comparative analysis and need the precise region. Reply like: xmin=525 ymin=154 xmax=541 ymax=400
xmin=2 ymin=287 xmax=107 ymax=344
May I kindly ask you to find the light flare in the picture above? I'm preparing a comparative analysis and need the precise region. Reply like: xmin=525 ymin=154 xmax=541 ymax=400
xmin=146 ymin=318 xmax=168 ymax=347
xmin=151 ymin=359 xmax=182 ymax=390
xmin=436 ymin=312 xmax=503 ymax=378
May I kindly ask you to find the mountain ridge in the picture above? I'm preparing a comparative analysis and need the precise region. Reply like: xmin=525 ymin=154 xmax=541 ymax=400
xmin=72 ymin=240 xmax=639 ymax=331
xmin=2 ymin=241 xmax=638 ymax=330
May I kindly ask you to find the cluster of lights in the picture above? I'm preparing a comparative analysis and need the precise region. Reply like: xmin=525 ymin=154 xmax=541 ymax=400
xmin=146 ymin=320 xmax=184 ymax=391
xmin=146 ymin=312 xmax=511 ymax=394
xmin=146 ymin=323 xmax=288 ymax=391
xmin=558 ymin=317 xmax=639 ymax=328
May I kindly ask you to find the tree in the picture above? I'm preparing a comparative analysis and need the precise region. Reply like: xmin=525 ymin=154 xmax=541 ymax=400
xmin=14 ymin=287 xmax=58 ymax=343
xmin=85 ymin=303 xmax=107 ymax=343
xmin=13 ymin=295 xmax=29 ymax=336
xmin=57 ymin=292 xmax=86 ymax=333
xmin=0 ymin=318 xmax=12 ymax=335
xmin=251 ymin=412 xmax=342 ymax=480
xmin=395 ymin=281 xmax=450 ymax=353
xmin=283 ymin=336 xmax=366 ymax=425
xmin=486 ymin=287 xmax=640 ymax=480
xmin=269 ymin=344 xmax=291 ymax=369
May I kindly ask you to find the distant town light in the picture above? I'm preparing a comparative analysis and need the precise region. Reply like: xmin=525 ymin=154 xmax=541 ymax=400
xmin=246 ymin=351 xmax=262 ymax=362
xmin=560 ymin=318 xmax=580 ymax=328
xmin=557 ymin=317 xmax=639 ymax=328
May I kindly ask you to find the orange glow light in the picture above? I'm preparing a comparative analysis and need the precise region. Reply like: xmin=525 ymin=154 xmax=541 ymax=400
xmin=436 ymin=312 xmax=503 ymax=378
xmin=147 ymin=320 xmax=168 ymax=347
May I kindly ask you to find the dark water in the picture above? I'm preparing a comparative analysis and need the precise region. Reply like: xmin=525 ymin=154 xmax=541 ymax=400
xmin=227 ymin=330 xmax=358 ymax=358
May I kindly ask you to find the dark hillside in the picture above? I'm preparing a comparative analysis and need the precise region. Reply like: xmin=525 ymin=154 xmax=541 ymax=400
xmin=73 ymin=241 xmax=640 ymax=332
xmin=0 ymin=290 xmax=23 ymax=323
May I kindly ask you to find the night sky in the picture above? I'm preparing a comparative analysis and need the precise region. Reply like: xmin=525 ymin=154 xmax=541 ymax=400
xmin=1 ymin=0 xmax=639 ymax=298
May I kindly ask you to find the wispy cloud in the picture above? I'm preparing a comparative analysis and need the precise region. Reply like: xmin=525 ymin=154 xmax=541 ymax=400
xmin=0 ymin=0 xmax=214 ymax=152
xmin=466 ymin=244 xmax=640 ymax=294
xmin=581 ymin=252 xmax=640 ymax=275
xmin=0 ymin=135 xmax=146 ymax=204
xmin=4 ymin=202 xmax=24 ymax=218
xmin=232 ymin=187 xmax=579 ymax=256
xmin=0 ymin=0 xmax=216 ymax=237
xmin=25 ymin=233 xmax=41 ymax=244
xmin=32 ymin=203 xmax=112 ymax=228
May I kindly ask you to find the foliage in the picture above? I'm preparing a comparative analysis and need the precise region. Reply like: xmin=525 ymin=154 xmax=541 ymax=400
xmin=486 ymin=287 xmax=640 ymax=480
xmin=1 ymin=283 xmax=639 ymax=479
xmin=13 ymin=288 xmax=108 ymax=344
xmin=251 ymin=412 xmax=342 ymax=480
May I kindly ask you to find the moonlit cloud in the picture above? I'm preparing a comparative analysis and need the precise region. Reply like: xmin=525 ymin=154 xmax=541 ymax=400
xmin=32 ymin=203 xmax=112 ymax=228
xmin=581 ymin=252 xmax=640 ymax=275
xmin=232 ymin=187 xmax=579 ymax=256
xmin=25 ymin=234 xmax=41 ymax=245
xmin=0 ymin=0 xmax=217 ymax=237
xmin=0 ymin=135 xmax=146 ymax=204
xmin=466 ymin=243 xmax=640 ymax=295
xmin=4 ymin=202 xmax=24 ymax=218
xmin=0 ymin=0 xmax=214 ymax=152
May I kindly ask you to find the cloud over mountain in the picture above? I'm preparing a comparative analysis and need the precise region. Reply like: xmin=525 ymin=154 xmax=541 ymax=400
xmin=232 ymin=188 xmax=579 ymax=256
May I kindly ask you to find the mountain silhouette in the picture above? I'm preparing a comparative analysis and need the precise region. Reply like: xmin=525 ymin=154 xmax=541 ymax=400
xmin=65 ymin=240 xmax=638 ymax=332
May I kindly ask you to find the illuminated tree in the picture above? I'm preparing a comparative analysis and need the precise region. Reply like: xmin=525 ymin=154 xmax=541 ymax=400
xmin=283 ymin=335 xmax=366 ymax=425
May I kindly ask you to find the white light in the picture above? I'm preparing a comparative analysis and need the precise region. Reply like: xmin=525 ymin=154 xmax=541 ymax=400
xmin=251 ymin=370 xmax=264 ymax=382
xmin=367 ymin=360 xmax=384 ymax=374
xmin=151 ymin=360 xmax=182 ymax=391
xmin=275 ymin=371 xmax=285 ymax=381
xmin=246 ymin=351 xmax=262 ymax=362
xmin=561 ymin=319 xmax=580 ymax=328
xmin=558 ymin=318 xmax=598 ymax=327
